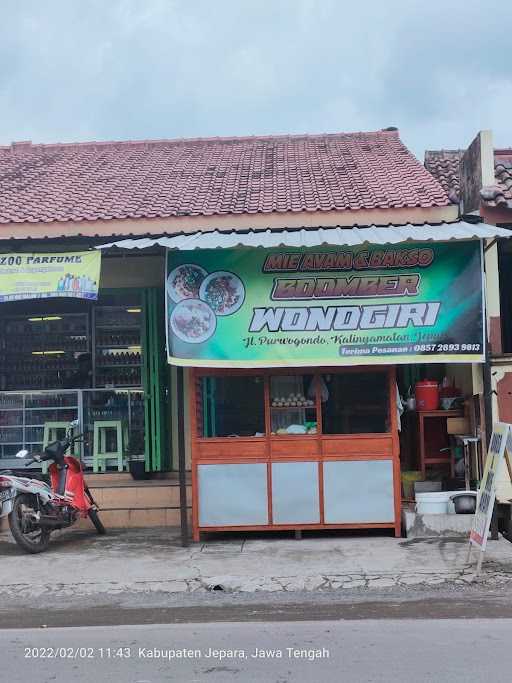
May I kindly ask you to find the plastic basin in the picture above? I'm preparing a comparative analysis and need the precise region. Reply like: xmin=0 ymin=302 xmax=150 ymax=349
xmin=416 ymin=492 xmax=450 ymax=514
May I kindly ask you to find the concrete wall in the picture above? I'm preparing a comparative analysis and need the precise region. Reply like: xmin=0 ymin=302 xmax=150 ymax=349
xmin=490 ymin=366 xmax=512 ymax=502
xmin=485 ymin=241 xmax=503 ymax=355
xmin=475 ymin=133 xmax=512 ymax=501
xmin=83 ymin=477 xmax=191 ymax=529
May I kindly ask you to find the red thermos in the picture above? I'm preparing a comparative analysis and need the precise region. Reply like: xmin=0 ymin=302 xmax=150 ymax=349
xmin=415 ymin=380 xmax=439 ymax=411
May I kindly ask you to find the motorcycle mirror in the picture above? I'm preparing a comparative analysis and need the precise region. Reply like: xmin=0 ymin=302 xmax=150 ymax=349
xmin=15 ymin=449 xmax=29 ymax=459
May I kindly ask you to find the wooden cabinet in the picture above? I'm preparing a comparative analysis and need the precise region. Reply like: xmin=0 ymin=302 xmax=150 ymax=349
xmin=190 ymin=366 xmax=401 ymax=539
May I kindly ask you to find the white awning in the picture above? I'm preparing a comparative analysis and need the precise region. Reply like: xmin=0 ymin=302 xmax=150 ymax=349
xmin=98 ymin=222 xmax=512 ymax=251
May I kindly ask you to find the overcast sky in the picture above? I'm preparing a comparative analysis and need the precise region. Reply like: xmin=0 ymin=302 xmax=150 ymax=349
xmin=1 ymin=0 xmax=511 ymax=159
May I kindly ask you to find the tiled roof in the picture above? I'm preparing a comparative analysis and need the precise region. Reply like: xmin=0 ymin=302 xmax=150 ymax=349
xmin=425 ymin=147 xmax=512 ymax=211
xmin=424 ymin=150 xmax=463 ymax=203
xmin=0 ymin=130 xmax=450 ymax=225
xmin=480 ymin=150 xmax=512 ymax=209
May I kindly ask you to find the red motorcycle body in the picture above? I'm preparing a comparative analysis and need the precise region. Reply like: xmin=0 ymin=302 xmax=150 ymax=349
xmin=48 ymin=456 xmax=92 ymax=516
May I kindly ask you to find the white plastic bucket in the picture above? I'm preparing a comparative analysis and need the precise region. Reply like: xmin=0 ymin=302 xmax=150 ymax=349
xmin=415 ymin=491 xmax=451 ymax=514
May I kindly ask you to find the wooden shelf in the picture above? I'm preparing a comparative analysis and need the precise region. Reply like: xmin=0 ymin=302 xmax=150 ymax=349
xmin=417 ymin=409 xmax=464 ymax=417
xmin=417 ymin=409 xmax=463 ymax=477
xmin=271 ymin=433 xmax=316 ymax=437
xmin=270 ymin=405 xmax=316 ymax=410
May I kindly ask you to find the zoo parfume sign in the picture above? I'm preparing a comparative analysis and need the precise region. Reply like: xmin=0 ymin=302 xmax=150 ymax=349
xmin=0 ymin=252 xmax=101 ymax=302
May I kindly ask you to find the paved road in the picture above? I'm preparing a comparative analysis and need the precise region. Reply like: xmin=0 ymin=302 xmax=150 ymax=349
xmin=4 ymin=591 xmax=512 ymax=628
xmin=3 ymin=619 xmax=512 ymax=683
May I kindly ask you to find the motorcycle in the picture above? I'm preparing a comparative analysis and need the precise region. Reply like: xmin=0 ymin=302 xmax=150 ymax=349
xmin=0 ymin=420 xmax=106 ymax=553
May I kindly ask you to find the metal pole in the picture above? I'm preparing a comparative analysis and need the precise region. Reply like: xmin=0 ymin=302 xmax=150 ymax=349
xmin=176 ymin=366 xmax=189 ymax=547
xmin=483 ymin=350 xmax=493 ymax=451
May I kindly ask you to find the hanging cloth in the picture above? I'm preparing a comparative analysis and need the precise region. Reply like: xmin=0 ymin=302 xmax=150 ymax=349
xmin=396 ymin=383 xmax=404 ymax=432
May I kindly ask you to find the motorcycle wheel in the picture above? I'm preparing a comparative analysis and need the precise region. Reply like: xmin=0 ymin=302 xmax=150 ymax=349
xmin=9 ymin=494 xmax=51 ymax=554
xmin=88 ymin=508 xmax=106 ymax=535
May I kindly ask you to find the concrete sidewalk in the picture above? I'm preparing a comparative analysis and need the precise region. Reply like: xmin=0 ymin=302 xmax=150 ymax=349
xmin=1 ymin=527 xmax=512 ymax=598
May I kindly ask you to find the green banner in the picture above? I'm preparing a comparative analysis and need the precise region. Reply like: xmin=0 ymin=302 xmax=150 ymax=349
xmin=166 ymin=242 xmax=484 ymax=367
xmin=0 ymin=251 xmax=101 ymax=302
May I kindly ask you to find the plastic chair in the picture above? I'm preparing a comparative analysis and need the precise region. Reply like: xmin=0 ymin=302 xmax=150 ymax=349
xmin=93 ymin=420 xmax=126 ymax=472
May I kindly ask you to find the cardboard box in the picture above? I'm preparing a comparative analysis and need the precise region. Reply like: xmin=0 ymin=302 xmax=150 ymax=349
xmin=446 ymin=417 xmax=470 ymax=435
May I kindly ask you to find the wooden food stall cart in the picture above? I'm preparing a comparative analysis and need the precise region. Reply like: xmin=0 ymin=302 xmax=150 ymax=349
xmin=190 ymin=366 xmax=401 ymax=540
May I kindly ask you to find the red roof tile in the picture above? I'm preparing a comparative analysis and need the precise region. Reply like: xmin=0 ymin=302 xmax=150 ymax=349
xmin=0 ymin=130 xmax=450 ymax=225
xmin=424 ymin=150 xmax=463 ymax=203
xmin=480 ymin=150 xmax=512 ymax=209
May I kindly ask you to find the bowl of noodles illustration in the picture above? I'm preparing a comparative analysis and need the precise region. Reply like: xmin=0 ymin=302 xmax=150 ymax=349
xmin=167 ymin=264 xmax=207 ymax=303
xmin=170 ymin=299 xmax=216 ymax=344
xmin=199 ymin=271 xmax=245 ymax=316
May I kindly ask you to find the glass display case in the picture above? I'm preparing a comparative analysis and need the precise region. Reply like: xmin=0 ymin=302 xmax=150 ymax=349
xmin=0 ymin=292 xmax=152 ymax=471
xmin=0 ymin=388 xmax=144 ymax=469
xmin=0 ymin=391 xmax=80 ymax=466
xmin=269 ymin=374 xmax=317 ymax=435
xmin=196 ymin=371 xmax=390 ymax=439
xmin=321 ymin=372 xmax=389 ymax=434
xmin=93 ymin=306 xmax=142 ymax=388
xmin=198 ymin=375 xmax=265 ymax=437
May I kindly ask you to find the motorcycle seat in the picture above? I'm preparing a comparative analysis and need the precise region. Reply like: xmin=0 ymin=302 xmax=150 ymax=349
xmin=2 ymin=470 xmax=48 ymax=482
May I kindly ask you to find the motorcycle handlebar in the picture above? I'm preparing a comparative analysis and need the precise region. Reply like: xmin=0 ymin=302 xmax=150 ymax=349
xmin=23 ymin=432 xmax=86 ymax=467
xmin=68 ymin=433 xmax=85 ymax=442
xmin=57 ymin=432 xmax=85 ymax=448
xmin=24 ymin=455 xmax=41 ymax=467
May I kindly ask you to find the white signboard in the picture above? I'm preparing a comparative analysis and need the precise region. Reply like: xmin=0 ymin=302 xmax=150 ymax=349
xmin=468 ymin=422 xmax=512 ymax=572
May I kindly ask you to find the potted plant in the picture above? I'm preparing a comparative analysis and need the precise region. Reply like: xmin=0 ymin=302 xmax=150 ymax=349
xmin=126 ymin=432 xmax=150 ymax=480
